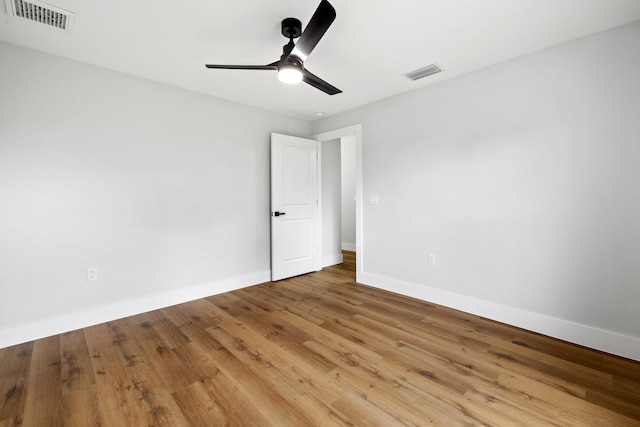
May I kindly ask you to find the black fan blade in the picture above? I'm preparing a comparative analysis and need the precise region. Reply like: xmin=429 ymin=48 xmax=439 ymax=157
xmin=290 ymin=0 xmax=336 ymax=61
xmin=302 ymin=68 xmax=341 ymax=95
xmin=205 ymin=64 xmax=278 ymax=70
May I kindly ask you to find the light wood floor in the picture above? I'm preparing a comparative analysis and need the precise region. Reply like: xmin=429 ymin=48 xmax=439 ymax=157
xmin=1 ymin=251 xmax=639 ymax=426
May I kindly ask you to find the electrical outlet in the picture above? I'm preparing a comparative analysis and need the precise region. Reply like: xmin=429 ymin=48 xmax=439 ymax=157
xmin=428 ymin=254 xmax=436 ymax=266
xmin=369 ymin=194 xmax=379 ymax=205
xmin=87 ymin=268 xmax=98 ymax=282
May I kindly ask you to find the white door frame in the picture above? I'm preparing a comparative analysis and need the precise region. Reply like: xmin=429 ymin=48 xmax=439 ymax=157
xmin=313 ymin=124 xmax=363 ymax=283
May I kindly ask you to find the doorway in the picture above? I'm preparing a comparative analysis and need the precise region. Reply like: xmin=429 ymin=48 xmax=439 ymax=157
xmin=314 ymin=124 xmax=363 ymax=283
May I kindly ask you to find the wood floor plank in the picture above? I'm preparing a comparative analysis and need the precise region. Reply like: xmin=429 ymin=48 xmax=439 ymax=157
xmin=201 ymin=334 xmax=313 ymax=426
xmin=21 ymin=336 xmax=63 ymax=427
xmin=171 ymin=381 xmax=227 ymax=427
xmin=233 ymin=310 xmax=338 ymax=374
xmin=61 ymin=386 xmax=100 ymax=427
xmin=84 ymin=330 xmax=153 ymax=426
xmin=308 ymin=335 xmax=525 ymax=426
xmin=60 ymin=329 xmax=95 ymax=395
xmin=312 ymin=346 xmax=467 ymax=425
xmin=0 ymin=418 xmax=20 ymax=427
xmin=2 ymin=250 xmax=640 ymax=425
xmin=244 ymin=283 xmax=329 ymax=325
xmin=496 ymin=371 xmax=639 ymax=426
xmin=205 ymin=305 xmax=334 ymax=405
xmin=329 ymin=380 xmax=424 ymax=426
xmin=190 ymin=352 xmax=273 ymax=426
xmin=125 ymin=317 xmax=201 ymax=389
xmin=161 ymin=304 xmax=226 ymax=355
xmin=0 ymin=342 xmax=32 ymax=423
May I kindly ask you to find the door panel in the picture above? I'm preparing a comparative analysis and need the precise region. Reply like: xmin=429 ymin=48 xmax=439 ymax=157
xmin=282 ymin=146 xmax=311 ymax=205
xmin=281 ymin=219 xmax=311 ymax=261
xmin=271 ymin=133 xmax=320 ymax=281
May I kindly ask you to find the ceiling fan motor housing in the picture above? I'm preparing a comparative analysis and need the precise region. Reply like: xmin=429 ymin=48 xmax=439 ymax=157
xmin=281 ymin=17 xmax=302 ymax=39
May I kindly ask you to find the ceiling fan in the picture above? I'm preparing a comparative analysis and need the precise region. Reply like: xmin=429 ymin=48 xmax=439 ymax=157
xmin=205 ymin=0 xmax=341 ymax=95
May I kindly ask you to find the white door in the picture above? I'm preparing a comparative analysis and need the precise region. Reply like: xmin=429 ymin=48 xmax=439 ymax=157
xmin=271 ymin=133 xmax=321 ymax=281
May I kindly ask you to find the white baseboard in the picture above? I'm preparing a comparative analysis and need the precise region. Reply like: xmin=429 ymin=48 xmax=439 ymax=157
xmin=360 ymin=271 xmax=640 ymax=362
xmin=0 ymin=270 xmax=271 ymax=349
xmin=341 ymin=242 xmax=356 ymax=252
xmin=323 ymin=253 xmax=344 ymax=267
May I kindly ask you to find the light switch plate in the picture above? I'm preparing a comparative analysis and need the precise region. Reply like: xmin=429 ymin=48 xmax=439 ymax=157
xmin=369 ymin=194 xmax=379 ymax=205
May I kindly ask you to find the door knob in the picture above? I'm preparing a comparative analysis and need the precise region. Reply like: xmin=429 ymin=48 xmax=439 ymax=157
xmin=273 ymin=211 xmax=286 ymax=217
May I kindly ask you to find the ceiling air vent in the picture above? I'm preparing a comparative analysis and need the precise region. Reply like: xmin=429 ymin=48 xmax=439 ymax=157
xmin=405 ymin=64 xmax=442 ymax=81
xmin=4 ymin=0 xmax=74 ymax=31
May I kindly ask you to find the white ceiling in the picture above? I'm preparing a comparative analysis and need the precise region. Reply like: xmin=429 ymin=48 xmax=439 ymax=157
xmin=2 ymin=0 xmax=640 ymax=120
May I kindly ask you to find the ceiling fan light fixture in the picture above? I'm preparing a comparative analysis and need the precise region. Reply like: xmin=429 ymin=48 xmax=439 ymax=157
xmin=205 ymin=0 xmax=341 ymax=95
xmin=278 ymin=64 xmax=303 ymax=84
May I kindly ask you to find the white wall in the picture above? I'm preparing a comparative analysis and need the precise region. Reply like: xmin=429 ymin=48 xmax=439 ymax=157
xmin=0 ymin=42 xmax=311 ymax=347
xmin=321 ymin=139 xmax=343 ymax=266
xmin=312 ymin=21 xmax=640 ymax=360
xmin=341 ymin=136 xmax=357 ymax=251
